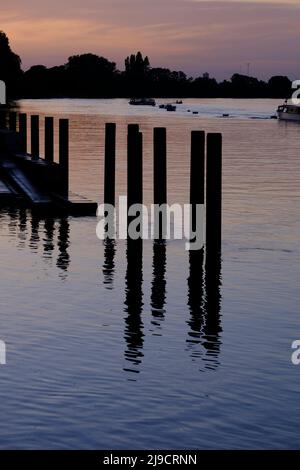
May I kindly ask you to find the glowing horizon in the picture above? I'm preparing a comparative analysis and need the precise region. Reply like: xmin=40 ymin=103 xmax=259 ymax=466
xmin=1 ymin=0 xmax=300 ymax=80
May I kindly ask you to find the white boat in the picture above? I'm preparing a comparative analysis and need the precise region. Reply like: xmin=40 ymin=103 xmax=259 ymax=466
xmin=277 ymin=102 xmax=300 ymax=121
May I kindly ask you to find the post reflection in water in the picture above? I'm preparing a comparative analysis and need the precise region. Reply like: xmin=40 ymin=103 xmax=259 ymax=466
xmin=56 ymin=218 xmax=70 ymax=278
xmin=43 ymin=217 xmax=55 ymax=259
xmin=102 ymin=238 xmax=116 ymax=289
xmin=29 ymin=213 xmax=41 ymax=251
xmin=186 ymin=245 xmax=222 ymax=370
xmin=8 ymin=208 xmax=18 ymax=237
xmin=101 ymin=234 xmax=223 ymax=376
xmin=18 ymin=208 xmax=27 ymax=247
xmin=102 ymin=209 xmax=116 ymax=289
xmin=123 ymin=238 xmax=144 ymax=376
xmin=203 ymin=248 xmax=222 ymax=367
xmin=1 ymin=209 xmax=70 ymax=278
xmin=102 ymin=212 xmax=116 ymax=291
xmin=150 ymin=240 xmax=167 ymax=334
xmin=187 ymin=248 xmax=205 ymax=344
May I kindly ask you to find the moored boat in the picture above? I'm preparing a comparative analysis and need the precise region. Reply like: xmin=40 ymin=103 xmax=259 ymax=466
xmin=277 ymin=102 xmax=300 ymax=122
xmin=129 ymin=98 xmax=156 ymax=106
xmin=166 ymin=104 xmax=176 ymax=112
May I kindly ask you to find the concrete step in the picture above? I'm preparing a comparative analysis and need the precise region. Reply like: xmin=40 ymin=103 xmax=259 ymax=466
xmin=1 ymin=160 xmax=51 ymax=206
xmin=0 ymin=175 xmax=18 ymax=203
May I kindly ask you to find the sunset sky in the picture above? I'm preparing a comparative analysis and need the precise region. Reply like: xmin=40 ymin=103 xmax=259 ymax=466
xmin=2 ymin=0 xmax=300 ymax=79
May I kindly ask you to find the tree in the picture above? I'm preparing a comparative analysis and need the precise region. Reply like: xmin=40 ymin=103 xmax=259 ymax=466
xmin=125 ymin=52 xmax=150 ymax=77
xmin=23 ymin=65 xmax=50 ymax=98
xmin=65 ymin=53 xmax=117 ymax=97
xmin=222 ymin=74 xmax=267 ymax=98
xmin=268 ymin=76 xmax=291 ymax=98
xmin=124 ymin=52 xmax=152 ymax=95
xmin=191 ymin=75 xmax=218 ymax=97
xmin=0 ymin=31 xmax=22 ymax=97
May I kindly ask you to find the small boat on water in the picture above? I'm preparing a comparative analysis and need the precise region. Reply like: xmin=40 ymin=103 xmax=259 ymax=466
xmin=129 ymin=98 xmax=156 ymax=106
xmin=176 ymin=100 xmax=183 ymax=104
xmin=166 ymin=104 xmax=176 ymax=112
xmin=277 ymin=102 xmax=300 ymax=121
xmin=159 ymin=103 xmax=176 ymax=111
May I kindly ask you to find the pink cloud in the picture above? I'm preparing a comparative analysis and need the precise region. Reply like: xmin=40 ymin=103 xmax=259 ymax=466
xmin=1 ymin=0 xmax=300 ymax=79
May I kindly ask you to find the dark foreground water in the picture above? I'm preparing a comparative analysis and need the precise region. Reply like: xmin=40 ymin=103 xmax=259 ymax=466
xmin=0 ymin=99 xmax=300 ymax=449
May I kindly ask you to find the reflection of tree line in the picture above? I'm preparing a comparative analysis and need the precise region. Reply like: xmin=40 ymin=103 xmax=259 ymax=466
xmin=4 ymin=208 xmax=70 ymax=278
xmin=103 ymin=237 xmax=222 ymax=376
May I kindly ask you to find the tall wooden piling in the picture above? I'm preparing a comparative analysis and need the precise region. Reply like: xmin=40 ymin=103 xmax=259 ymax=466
xmin=136 ymin=131 xmax=143 ymax=204
xmin=153 ymin=128 xmax=167 ymax=239
xmin=59 ymin=118 xmax=69 ymax=198
xmin=127 ymin=124 xmax=143 ymax=233
xmin=153 ymin=128 xmax=167 ymax=205
xmin=45 ymin=117 xmax=54 ymax=163
xmin=127 ymin=124 xmax=141 ymax=205
xmin=104 ymin=123 xmax=116 ymax=206
xmin=8 ymin=112 xmax=17 ymax=132
xmin=31 ymin=115 xmax=39 ymax=160
xmin=0 ymin=110 xmax=6 ymax=129
xmin=206 ymin=133 xmax=222 ymax=252
xmin=19 ymin=113 xmax=27 ymax=153
xmin=190 ymin=131 xmax=205 ymax=236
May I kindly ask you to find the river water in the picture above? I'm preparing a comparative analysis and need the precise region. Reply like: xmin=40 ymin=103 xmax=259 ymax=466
xmin=0 ymin=98 xmax=299 ymax=449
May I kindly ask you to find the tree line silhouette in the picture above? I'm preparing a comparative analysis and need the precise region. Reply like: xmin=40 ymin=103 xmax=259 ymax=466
xmin=0 ymin=31 xmax=293 ymax=100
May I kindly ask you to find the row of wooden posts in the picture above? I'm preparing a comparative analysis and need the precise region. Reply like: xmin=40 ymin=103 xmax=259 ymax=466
xmin=0 ymin=111 xmax=69 ymax=198
xmin=1 ymin=111 xmax=222 ymax=249
xmin=104 ymin=122 xmax=222 ymax=251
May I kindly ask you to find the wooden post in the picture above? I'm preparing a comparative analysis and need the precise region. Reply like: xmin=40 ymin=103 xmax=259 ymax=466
xmin=59 ymin=118 xmax=69 ymax=198
xmin=206 ymin=133 xmax=222 ymax=252
xmin=154 ymin=128 xmax=167 ymax=205
xmin=153 ymin=128 xmax=167 ymax=239
xmin=8 ymin=112 xmax=17 ymax=132
xmin=31 ymin=115 xmax=39 ymax=160
xmin=19 ymin=113 xmax=27 ymax=153
xmin=45 ymin=117 xmax=54 ymax=163
xmin=0 ymin=110 xmax=6 ymax=129
xmin=127 ymin=124 xmax=142 ymax=227
xmin=136 ymin=131 xmax=143 ymax=204
xmin=104 ymin=123 xmax=116 ymax=206
xmin=190 ymin=131 xmax=205 ymax=235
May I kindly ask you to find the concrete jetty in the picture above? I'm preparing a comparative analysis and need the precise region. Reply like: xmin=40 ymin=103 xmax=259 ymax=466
xmin=0 ymin=111 xmax=97 ymax=215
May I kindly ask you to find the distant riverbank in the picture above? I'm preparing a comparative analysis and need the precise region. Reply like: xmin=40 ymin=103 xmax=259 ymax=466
xmin=12 ymin=97 xmax=282 ymax=120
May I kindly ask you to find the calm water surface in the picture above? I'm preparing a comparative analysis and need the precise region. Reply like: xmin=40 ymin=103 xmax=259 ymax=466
xmin=0 ymin=99 xmax=299 ymax=449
